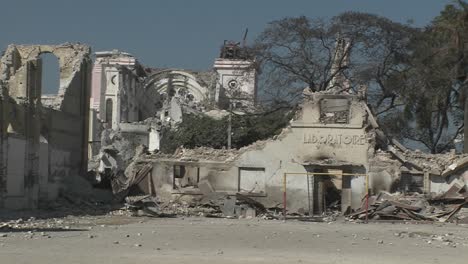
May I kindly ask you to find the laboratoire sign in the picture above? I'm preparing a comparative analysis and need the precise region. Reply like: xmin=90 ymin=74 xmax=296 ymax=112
xmin=303 ymin=133 xmax=367 ymax=145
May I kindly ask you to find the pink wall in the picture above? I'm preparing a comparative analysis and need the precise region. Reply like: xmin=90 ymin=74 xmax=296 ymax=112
xmin=90 ymin=63 xmax=102 ymax=110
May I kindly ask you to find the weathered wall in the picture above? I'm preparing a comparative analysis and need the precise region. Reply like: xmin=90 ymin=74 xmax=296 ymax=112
xmin=0 ymin=43 xmax=91 ymax=209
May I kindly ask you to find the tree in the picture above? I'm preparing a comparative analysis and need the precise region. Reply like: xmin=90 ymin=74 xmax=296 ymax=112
xmin=252 ymin=13 xmax=417 ymax=109
xmin=252 ymin=16 xmax=351 ymax=105
xmin=381 ymin=34 xmax=463 ymax=153
xmin=380 ymin=0 xmax=468 ymax=153
xmin=430 ymin=0 xmax=468 ymax=152
xmin=251 ymin=7 xmax=468 ymax=153
xmin=332 ymin=12 xmax=418 ymax=115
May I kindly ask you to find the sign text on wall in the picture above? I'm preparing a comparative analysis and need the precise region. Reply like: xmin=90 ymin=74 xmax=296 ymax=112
xmin=303 ymin=133 xmax=367 ymax=145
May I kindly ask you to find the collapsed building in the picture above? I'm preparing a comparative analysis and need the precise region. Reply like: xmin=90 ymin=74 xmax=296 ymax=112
xmin=88 ymin=41 xmax=259 ymax=188
xmin=112 ymin=89 xmax=468 ymax=220
xmin=0 ymin=44 xmax=92 ymax=209
xmin=0 ymin=40 xmax=466 ymax=220
xmin=101 ymin=39 xmax=468 ymax=219
xmin=146 ymin=91 xmax=374 ymax=214
xmin=88 ymin=41 xmax=257 ymax=144
xmin=88 ymin=50 xmax=157 ymax=157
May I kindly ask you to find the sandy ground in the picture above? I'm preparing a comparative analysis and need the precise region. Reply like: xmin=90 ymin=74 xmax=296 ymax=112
xmin=1 ymin=215 xmax=468 ymax=264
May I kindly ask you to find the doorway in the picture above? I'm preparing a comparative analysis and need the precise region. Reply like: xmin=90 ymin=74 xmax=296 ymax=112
xmin=306 ymin=168 xmax=343 ymax=215
xmin=303 ymin=166 xmax=367 ymax=215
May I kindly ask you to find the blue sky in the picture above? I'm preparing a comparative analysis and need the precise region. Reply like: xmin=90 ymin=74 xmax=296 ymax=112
xmin=1 ymin=0 xmax=454 ymax=71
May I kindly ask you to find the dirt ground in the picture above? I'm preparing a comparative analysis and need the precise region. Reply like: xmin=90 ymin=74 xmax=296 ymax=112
xmin=1 ymin=215 xmax=468 ymax=264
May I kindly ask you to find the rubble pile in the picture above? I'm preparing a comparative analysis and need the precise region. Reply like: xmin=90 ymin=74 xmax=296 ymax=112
xmin=145 ymin=146 xmax=242 ymax=162
xmin=90 ymin=126 xmax=152 ymax=197
xmin=389 ymin=143 xmax=468 ymax=174
xmin=348 ymin=185 xmax=468 ymax=223
xmin=119 ymin=193 xmax=281 ymax=219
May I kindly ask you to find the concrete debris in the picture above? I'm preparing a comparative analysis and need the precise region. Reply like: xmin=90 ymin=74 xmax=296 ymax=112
xmin=94 ymin=130 xmax=152 ymax=197
xmin=124 ymin=195 xmax=171 ymax=217
xmin=235 ymin=193 xmax=268 ymax=215
xmin=87 ymin=88 xmax=468 ymax=223
xmin=347 ymin=188 xmax=468 ymax=222
xmin=389 ymin=144 xmax=468 ymax=175
xmin=117 ymin=192 xmax=280 ymax=220
xmin=146 ymin=146 xmax=243 ymax=162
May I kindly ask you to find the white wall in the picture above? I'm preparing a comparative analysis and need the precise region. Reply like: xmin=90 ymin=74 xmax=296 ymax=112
xmin=6 ymin=137 xmax=26 ymax=197
xmin=149 ymin=129 xmax=160 ymax=152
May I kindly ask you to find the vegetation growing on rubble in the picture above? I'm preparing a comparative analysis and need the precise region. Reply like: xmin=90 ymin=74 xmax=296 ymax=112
xmin=159 ymin=108 xmax=294 ymax=153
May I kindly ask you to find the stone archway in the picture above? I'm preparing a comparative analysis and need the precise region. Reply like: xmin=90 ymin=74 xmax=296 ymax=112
xmin=144 ymin=70 xmax=210 ymax=104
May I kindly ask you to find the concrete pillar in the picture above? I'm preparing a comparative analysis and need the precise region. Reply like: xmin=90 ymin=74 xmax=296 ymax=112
xmin=351 ymin=176 xmax=366 ymax=211
xmin=342 ymin=175 xmax=352 ymax=213
xmin=24 ymin=60 xmax=41 ymax=209
xmin=314 ymin=176 xmax=324 ymax=214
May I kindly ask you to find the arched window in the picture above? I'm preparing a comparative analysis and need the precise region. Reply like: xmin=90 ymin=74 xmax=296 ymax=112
xmin=105 ymin=98 xmax=113 ymax=123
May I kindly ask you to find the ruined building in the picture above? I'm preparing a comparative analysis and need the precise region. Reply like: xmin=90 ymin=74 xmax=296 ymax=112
xmin=0 ymin=40 xmax=465 ymax=217
xmin=118 ymin=88 xmax=468 ymax=216
xmin=0 ymin=44 xmax=92 ymax=209
xmin=106 ymin=39 xmax=468 ymax=217
xmin=90 ymin=50 xmax=149 ymax=130
xmin=88 ymin=50 xmax=158 ymax=156
xmin=88 ymin=41 xmax=257 ymax=159
xmin=213 ymin=40 xmax=257 ymax=109
xmin=143 ymin=91 xmax=374 ymax=214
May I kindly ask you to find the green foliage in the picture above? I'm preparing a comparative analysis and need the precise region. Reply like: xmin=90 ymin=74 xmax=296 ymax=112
xmin=159 ymin=108 xmax=293 ymax=154
xmin=230 ymin=108 xmax=294 ymax=149
xmin=159 ymin=114 xmax=227 ymax=153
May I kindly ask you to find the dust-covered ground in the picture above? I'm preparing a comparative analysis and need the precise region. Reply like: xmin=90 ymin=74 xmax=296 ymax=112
xmin=1 ymin=215 xmax=468 ymax=264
